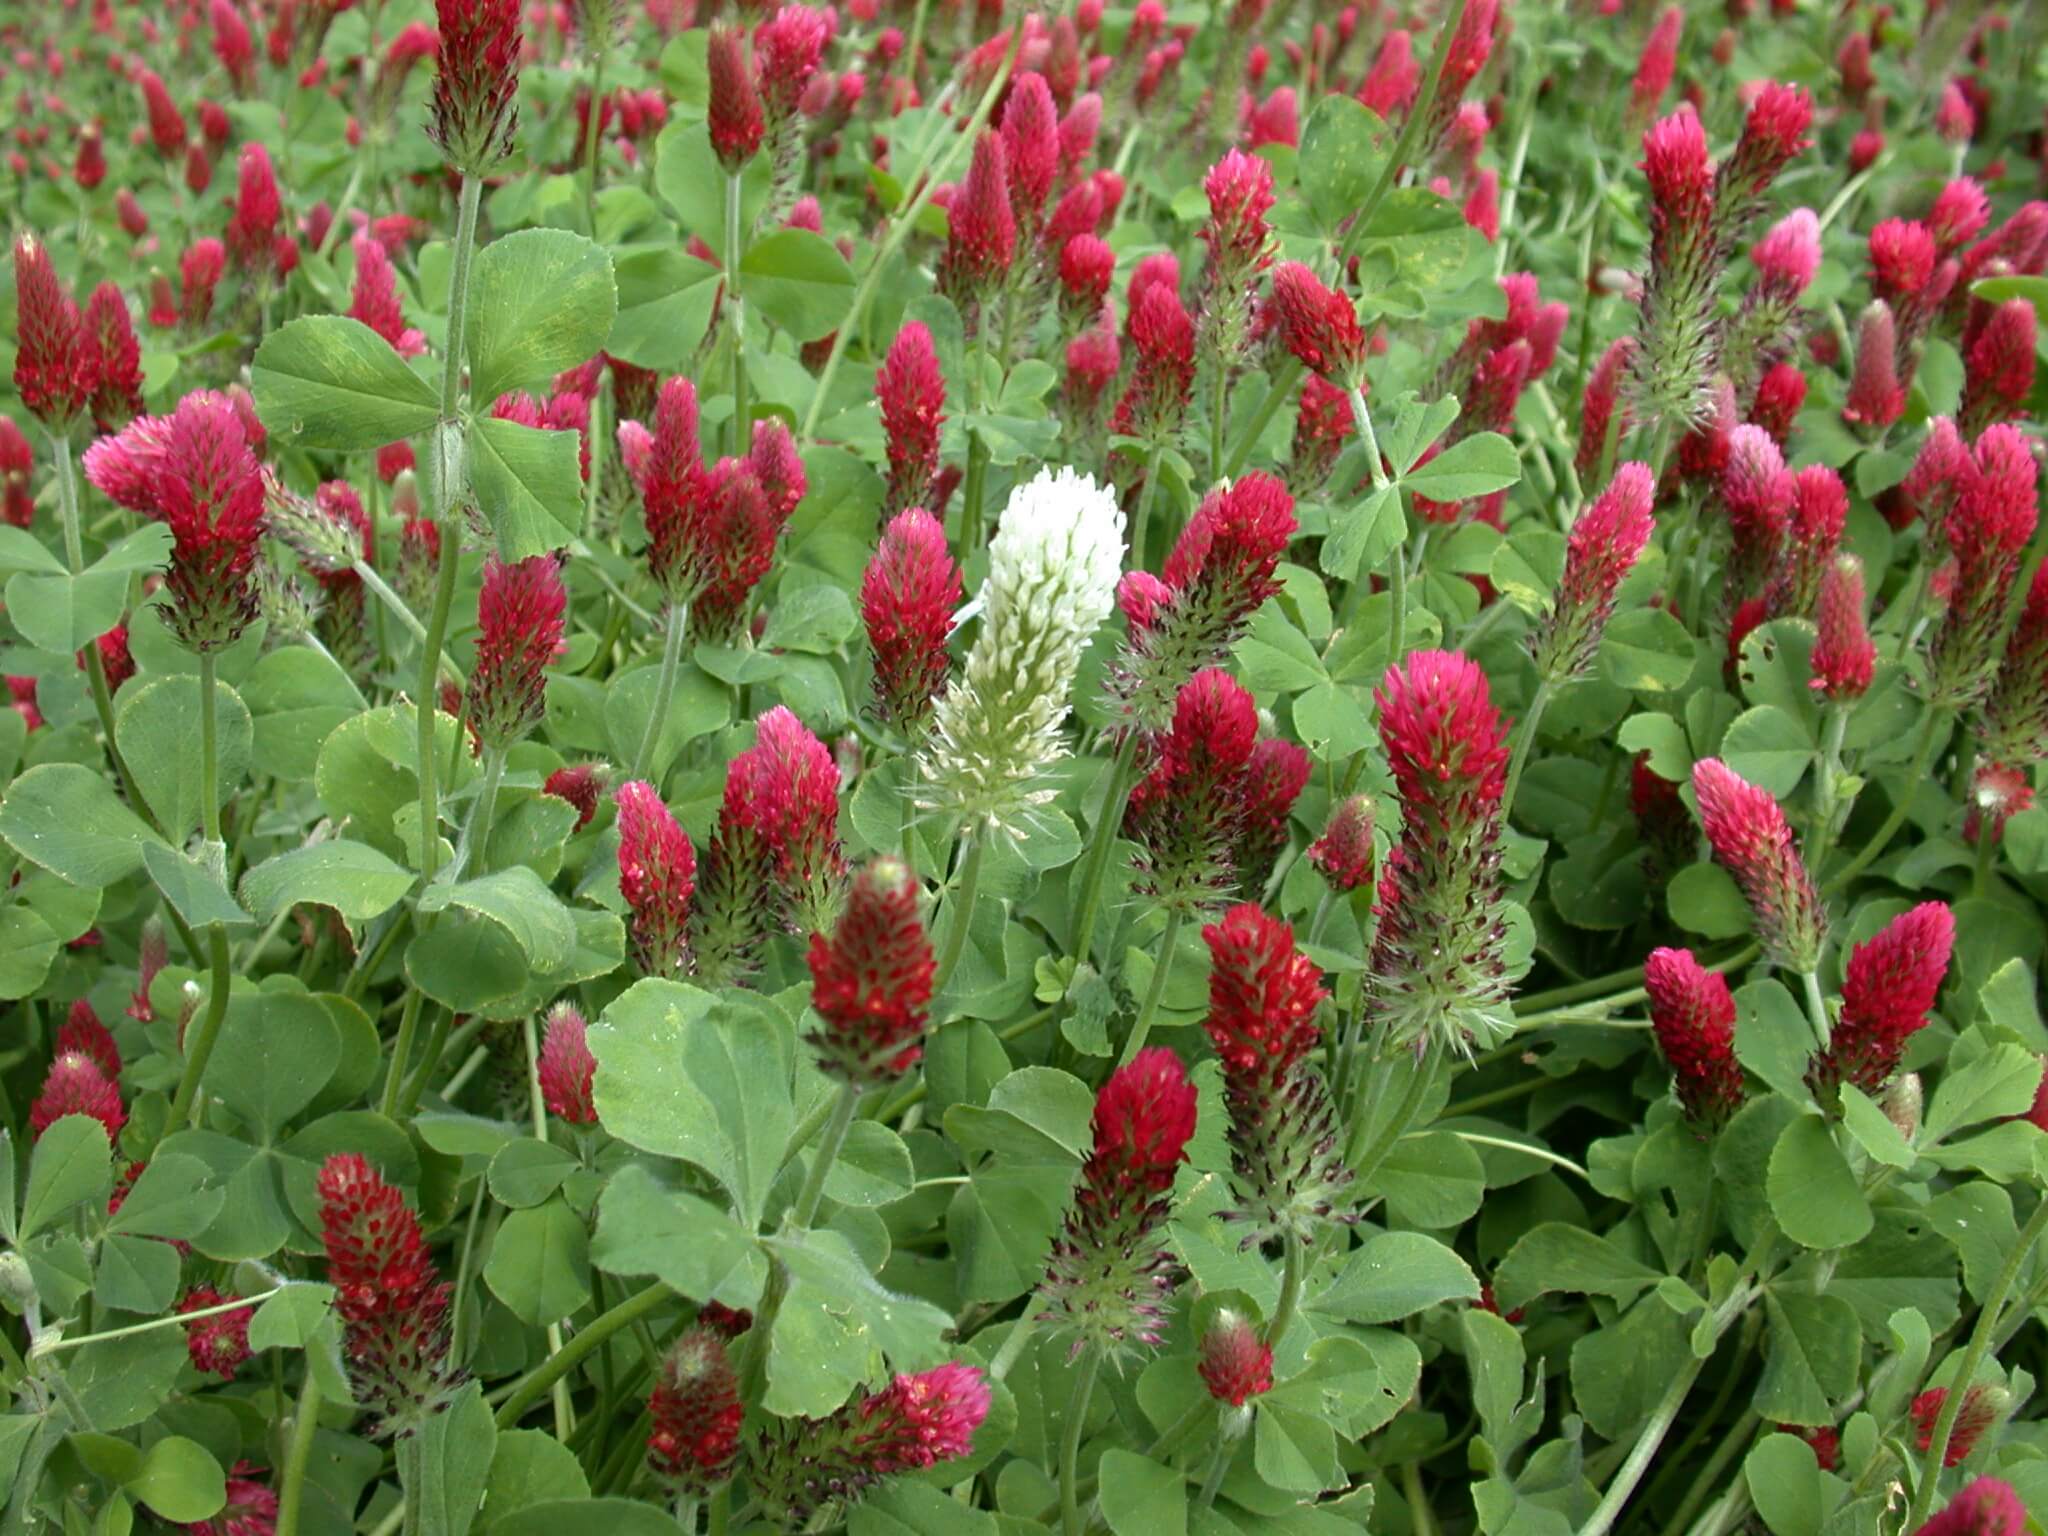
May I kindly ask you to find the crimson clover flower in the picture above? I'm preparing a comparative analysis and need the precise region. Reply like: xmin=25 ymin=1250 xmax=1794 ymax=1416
xmin=1808 ymin=902 xmax=1954 ymax=1096
xmin=615 ymin=779 xmax=697 ymax=979
xmin=538 ymin=1001 xmax=598 ymax=1124
xmin=646 ymin=1327 xmax=743 ymax=1494
xmin=860 ymin=508 xmax=961 ymax=734
xmin=429 ymin=0 xmax=521 ymax=174
xmin=1643 ymin=947 xmax=1745 ymax=1128
xmin=804 ymin=857 xmax=935 ymax=1084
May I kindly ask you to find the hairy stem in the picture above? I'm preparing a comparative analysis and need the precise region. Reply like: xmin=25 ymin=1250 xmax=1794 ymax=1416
xmin=1059 ymin=1349 xmax=1103 ymax=1536
xmin=932 ymin=832 xmax=987 ymax=996
xmin=273 ymin=1374 xmax=324 ymax=1536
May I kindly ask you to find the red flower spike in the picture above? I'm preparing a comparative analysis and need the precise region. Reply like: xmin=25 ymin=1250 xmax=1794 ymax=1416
xmin=58 ymin=999 xmax=120 ymax=1080
xmin=316 ymin=1153 xmax=456 ymax=1434
xmin=1058 ymin=235 xmax=1116 ymax=328
xmin=1810 ymin=555 xmax=1875 ymax=703
xmin=1751 ymin=209 xmax=1821 ymax=296
xmin=1203 ymin=903 xmax=1326 ymax=1086
xmin=1536 ymin=462 xmax=1656 ymax=683
xmin=752 ymin=5 xmax=832 ymax=126
xmin=30 ymin=1052 xmax=125 ymax=1141
xmin=1750 ymin=364 xmax=1807 ymax=445
xmin=999 ymin=72 xmax=1059 ymax=227
xmin=349 ymin=234 xmax=426 ymax=359
xmin=1811 ymin=902 xmax=1954 ymax=1095
xmin=746 ymin=419 xmax=805 ymax=525
xmin=1843 ymin=300 xmax=1905 ymax=429
xmin=179 ymin=239 xmax=227 ymax=329
xmin=877 ymin=323 xmax=945 ymax=517
xmin=1717 ymin=81 xmax=1811 ymax=233
xmin=465 ymin=554 xmax=565 ymax=754
xmin=1911 ymin=1478 xmax=2028 ymax=1536
xmin=706 ymin=25 xmax=764 ymax=172
xmin=647 ymin=1327 xmax=743 ymax=1492
xmin=1930 ymin=179 xmax=1991 ymax=255
xmin=177 ymin=1287 xmax=254 ymax=1379
xmin=639 ymin=375 xmax=705 ymax=599
xmin=1960 ymin=298 xmax=2036 ymax=434
xmin=1871 ymin=219 xmax=1937 ymax=301
xmin=138 ymin=69 xmax=187 ymax=158
xmin=1690 ymin=758 xmax=1827 ymax=973
xmin=1125 ymin=669 xmax=1259 ymax=908
xmin=1229 ymin=737 xmax=1309 ymax=895
xmin=1198 ymin=1310 xmax=1274 ymax=1407
xmin=1644 ymin=947 xmax=1744 ymax=1127
xmin=13 ymin=235 xmax=97 ymax=428
xmin=690 ymin=459 xmax=783 ymax=643
xmin=1629 ymin=7 xmax=1682 ymax=122
xmin=805 ymin=857 xmax=935 ymax=1084
xmin=615 ymin=780 xmax=697 ymax=978
xmin=84 ymin=284 xmax=143 ymax=431
xmin=429 ymin=0 xmax=521 ymax=174
xmin=538 ymin=1001 xmax=597 ymax=1124
xmin=1112 ymin=281 xmax=1197 ymax=440
xmin=1912 ymin=1385 xmax=2008 ymax=1467
xmin=1930 ymin=423 xmax=2040 ymax=707
xmin=1575 ymin=337 xmax=1634 ymax=478
xmin=939 ymin=130 xmax=1018 ymax=306
xmin=1040 ymin=1048 xmax=1198 ymax=1355
xmin=1903 ymin=417 xmax=1969 ymax=529
xmin=861 ymin=508 xmax=960 ymax=732
xmin=542 ymin=763 xmax=606 ymax=830
xmin=225 ymin=144 xmax=282 ymax=274
xmin=1270 ymin=262 xmax=1366 ymax=387
xmin=1308 ymin=794 xmax=1376 ymax=893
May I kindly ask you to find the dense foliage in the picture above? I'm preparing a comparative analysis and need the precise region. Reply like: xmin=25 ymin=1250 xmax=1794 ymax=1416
xmin=1 ymin=0 xmax=2047 ymax=1534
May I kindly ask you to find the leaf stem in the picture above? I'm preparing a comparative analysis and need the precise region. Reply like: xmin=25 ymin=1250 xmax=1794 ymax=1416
xmin=521 ymin=1011 xmax=575 ymax=1440
xmin=631 ymin=600 xmax=689 ymax=780
xmin=1500 ymin=680 xmax=1553 ymax=826
xmin=493 ymin=1280 xmax=670 ymax=1430
xmin=273 ymin=1373 xmax=323 ymax=1536
xmin=1265 ymin=1232 xmax=1308 ymax=1347
xmin=1120 ymin=909 xmax=1185 ymax=1066
xmin=724 ymin=168 xmax=748 ymax=453
xmin=1821 ymin=705 xmax=1947 ymax=893
xmin=1067 ymin=732 xmax=1140 ymax=976
xmin=931 ymin=832 xmax=987 ymax=996
xmin=1059 ymin=1349 xmax=1103 ymax=1536
xmin=791 ymin=1081 xmax=862 ymax=1231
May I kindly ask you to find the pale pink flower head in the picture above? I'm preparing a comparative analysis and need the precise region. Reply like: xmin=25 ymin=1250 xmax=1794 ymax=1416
xmin=1535 ymin=462 xmax=1656 ymax=683
xmin=1750 ymin=208 xmax=1820 ymax=295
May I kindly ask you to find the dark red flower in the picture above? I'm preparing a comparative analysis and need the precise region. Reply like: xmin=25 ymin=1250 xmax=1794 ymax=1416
xmin=465 ymin=554 xmax=566 ymax=753
xmin=1203 ymin=903 xmax=1325 ymax=1086
xmin=647 ymin=1327 xmax=743 ymax=1492
xmin=57 ymin=999 xmax=120 ymax=1080
xmin=1270 ymin=262 xmax=1366 ymax=386
xmin=1811 ymin=903 xmax=1954 ymax=1096
xmin=1911 ymin=1385 xmax=2007 ymax=1468
xmin=1644 ymin=948 xmax=1744 ymax=1127
xmin=861 ymin=509 xmax=960 ymax=732
xmin=429 ymin=0 xmax=521 ymax=173
xmin=805 ymin=857 xmax=935 ymax=1083
xmin=30 ymin=1052 xmax=125 ymax=1141
xmin=1691 ymin=758 xmax=1826 ymax=973
xmin=177 ymin=1287 xmax=254 ymax=1379
xmin=877 ymin=323 xmax=946 ymax=518
xmin=542 ymin=763 xmax=606 ymax=830
xmin=537 ymin=1001 xmax=597 ymax=1124
xmin=13 ymin=234 xmax=98 ymax=428
xmin=616 ymin=779 xmax=697 ymax=978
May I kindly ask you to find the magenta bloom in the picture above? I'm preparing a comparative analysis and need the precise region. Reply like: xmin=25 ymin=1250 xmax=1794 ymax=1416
xmin=1198 ymin=1310 xmax=1274 ymax=1407
xmin=1810 ymin=555 xmax=1875 ymax=704
xmin=1691 ymin=758 xmax=1827 ymax=973
xmin=1308 ymin=794 xmax=1377 ymax=893
xmin=1535 ymin=462 xmax=1656 ymax=683
xmin=13 ymin=235 xmax=98 ymax=428
xmin=1112 ymin=280 xmax=1197 ymax=440
xmin=177 ymin=1287 xmax=255 ymax=1380
xmin=225 ymin=144 xmax=282 ymax=274
xmin=430 ymin=0 xmax=521 ymax=173
xmin=349 ymin=234 xmax=426 ymax=358
xmin=1628 ymin=6 xmax=1682 ymax=121
xmin=1575 ymin=336 xmax=1635 ymax=478
xmin=861 ymin=508 xmax=960 ymax=732
xmin=753 ymin=1363 xmax=990 ymax=1524
xmin=647 ymin=1328 xmax=743 ymax=1493
xmin=1270 ymin=262 xmax=1367 ymax=387
xmin=30 ymin=1053 xmax=125 ymax=1142
xmin=84 ymin=284 xmax=143 ymax=432
xmin=1125 ymin=668 xmax=1260 ymax=909
xmin=999 ymin=72 xmax=1059 ymax=228
xmin=707 ymin=25 xmax=764 ymax=172
xmin=939 ymin=131 xmax=1017 ymax=307
xmin=805 ymin=857 xmax=935 ymax=1084
xmin=1843 ymin=300 xmax=1906 ymax=430
xmin=1930 ymin=423 xmax=2039 ymax=707
xmin=1644 ymin=948 xmax=1745 ymax=1128
xmin=876 ymin=323 xmax=945 ymax=516
xmin=538 ymin=1001 xmax=597 ymax=1124
xmin=1810 ymin=903 xmax=1954 ymax=1096
xmin=616 ymin=780 xmax=697 ymax=978
xmin=1961 ymin=298 xmax=2037 ymax=433
xmin=465 ymin=554 xmax=566 ymax=753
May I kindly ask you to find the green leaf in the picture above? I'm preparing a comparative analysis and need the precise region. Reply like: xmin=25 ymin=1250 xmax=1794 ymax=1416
xmin=1320 ymin=483 xmax=1404 ymax=583
xmin=465 ymin=230 xmax=619 ymax=405
xmin=821 ymin=1120 xmax=915 ymax=1208
xmin=404 ymin=914 xmax=529 ymax=1013
xmin=852 ymin=1484 xmax=1000 ymax=1536
xmin=481 ymin=1432 xmax=591 ymax=1523
xmin=418 ymin=867 xmax=577 ymax=969
xmin=141 ymin=844 xmax=252 ymax=929
xmin=103 ymin=1152 xmax=225 ymax=1240
xmin=1600 ymin=608 xmax=1697 ymax=692
xmin=1745 ymin=1433 xmax=1828 ymax=1536
xmin=740 ymin=228 xmax=857 ymax=342
xmin=205 ymin=993 xmax=343 ymax=1139
xmin=1719 ymin=705 xmax=1813 ymax=798
xmin=1492 ymin=1224 xmax=1665 ymax=1314
xmin=7 ymin=525 xmax=172 ymax=654
xmin=96 ymin=1232 xmax=182 ymax=1314
xmin=240 ymin=840 xmax=416 ymax=925
xmin=489 ymin=1139 xmax=579 ymax=1209
xmin=484 ymin=1199 xmax=592 ymax=1328
xmin=20 ymin=1114 xmax=111 ymax=1240
xmin=0 ymin=908 xmax=59 ymax=1001
xmin=252 ymin=316 xmax=441 ymax=450
xmin=1297 ymin=96 xmax=1393 ymax=230
xmin=246 ymin=1284 xmax=336 ymax=1351
xmin=0 ymin=761 xmax=168 ymax=887
xmin=411 ymin=1382 xmax=497 ymax=1536
xmin=1254 ymin=1400 xmax=1342 ymax=1492
xmin=124 ymin=1437 xmax=225 ymax=1524
xmin=588 ymin=1163 xmax=766 ymax=1306
xmin=1766 ymin=1116 xmax=1873 ymax=1250
xmin=589 ymin=980 xmax=795 ymax=1226
xmin=761 ymin=1227 xmax=953 ymax=1416
xmin=1837 ymin=1086 xmax=1915 ymax=1169
xmin=1313 ymin=1231 xmax=1479 ymax=1323
xmin=241 ymin=645 xmax=366 ymax=782
xmin=492 ymin=1502 xmax=692 ymax=1536
xmin=606 ymin=248 xmax=721 ymax=372
xmin=1668 ymin=862 xmax=1752 ymax=940
xmin=469 ymin=416 xmax=585 ymax=561
xmin=1923 ymin=1041 xmax=2043 ymax=1143
xmin=602 ymin=659 xmax=729 ymax=777
xmin=1402 ymin=432 xmax=1520 ymax=500
xmin=113 ymin=674 xmax=253 ymax=844
xmin=1097 ymin=1449 xmax=1188 ymax=1536
xmin=1755 ymin=1290 xmax=1860 ymax=1424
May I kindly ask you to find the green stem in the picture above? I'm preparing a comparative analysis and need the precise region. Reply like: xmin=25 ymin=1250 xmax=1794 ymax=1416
xmin=354 ymin=560 xmax=461 ymax=679
xmin=1221 ymin=364 xmax=1298 ymax=479
xmin=1822 ymin=706 xmax=1948 ymax=893
xmin=1265 ymin=1233 xmax=1308 ymax=1347
xmin=1501 ymin=680 xmax=1553 ymax=826
xmin=631 ymin=600 xmax=689 ymax=780
xmin=1128 ymin=442 xmax=1167 ymax=571
xmin=165 ymin=894 xmax=233 ymax=1131
xmin=1059 ymin=1350 xmax=1103 ymax=1536
xmin=580 ymin=43 xmax=608 ymax=231
xmin=1906 ymin=1196 xmax=2048 ymax=1527
xmin=1799 ymin=969 xmax=1831 ymax=1052
xmin=1120 ymin=910 xmax=1185 ymax=1066
xmin=397 ymin=1428 xmax=424 ymax=1536
xmin=273 ymin=1374 xmax=323 ymax=1536
xmin=1068 ymin=733 xmax=1141 ymax=974
xmin=1345 ymin=386 xmax=1388 ymax=492
xmin=493 ymin=1280 xmax=671 ymax=1430
xmin=520 ymin=1011 xmax=575 ymax=1439
xmin=1209 ymin=358 xmax=1229 ymax=481
xmin=987 ymin=1314 xmax=1038 ymax=1382
xmin=931 ymin=833 xmax=986 ymax=995
xmin=724 ymin=169 xmax=748 ymax=452
xmin=31 ymin=1289 xmax=272 ymax=1355
xmin=790 ymin=1081 xmax=861 ymax=1231
xmin=416 ymin=174 xmax=484 ymax=892
xmin=447 ymin=749 xmax=505 ymax=885
xmin=379 ymin=987 xmax=426 ymax=1120
xmin=199 ymin=652 xmax=223 ymax=845
xmin=960 ymin=429 xmax=990 ymax=552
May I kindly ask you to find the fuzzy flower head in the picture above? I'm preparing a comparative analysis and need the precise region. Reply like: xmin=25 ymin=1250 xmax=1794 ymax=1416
xmin=429 ymin=0 xmax=521 ymax=174
xmin=1690 ymin=758 xmax=1826 ymax=973
xmin=862 ymin=509 xmax=961 ymax=733
xmin=728 ymin=707 xmax=845 ymax=932
xmin=84 ymin=392 xmax=264 ymax=655
xmin=316 ymin=1153 xmax=456 ymax=1434
xmin=85 ymin=285 xmax=143 ymax=432
xmin=1203 ymin=903 xmax=1326 ymax=1088
xmin=1198 ymin=1309 xmax=1273 ymax=1407
xmin=1930 ymin=424 xmax=2040 ymax=708
xmin=1112 ymin=281 xmax=1197 ymax=441
xmin=177 ymin=1287 xmax=255 ymax=1379
xmin=939 ymin=131 xmax=1018 ymax=307
xmin=1810 ymin=555 xmax=1875 ymax=703
xmin=1041 ymin=1048 xmax=1198 ymax=1357
xmin=1810 ymin=903 xmax=1954 ymax=1097
xmin=805 ymin=857 xmax=935 ymax=1084
xmin=13 ymin=235 xmax=98 ymax=428
xmin=538 ymin=1001 xmax=597 ymax=1124
xmin=1308 ymin=794 xmax=1377 ymax=893
xmin=30 ymin=1052 xmax=125 ymax=1142
xmin=1369 ymin=651 xmax=1513 ymax=1054
xmin=1630 ymin=108 xmax=1719 ymax=431
xmin=1843 ymin=300 xmax=1905 ymax=429
xmin=1576 ymin=336 xmax=1635 ymax=479
xmin=1716 ymin=81 xmax=1811 ymax=239
xmin=919 ymin=468 xmax=1124 ymax=835
xmin=1961 ymin=299 xmax=2037 ymax=434
xmin=542 ymin=763 xmax=607 ymax=830
xmin=1271 ymin=262 xmax=1367 ymax=389
xmin=615 ymin=780 xmax=697 ymax=978
xmin=1912 ymin=1386 xmax=2010 ymax=1469
xmin=877 ymin=323 xmax=945 ymax=517
xmin=647 ymin=1328 xmax=743 ymax=1493
xmin=1644 ymin=948 xmax=1745 ymax=1128
xmin=706 ymin=25 xmax=764 ymax=171
xmin=1535 ymin=463 xmax=1655 ymax=683
xmin=58 ymin=999 xmax=121 ymax=1080
xmin=465 ymin=554 xmax=565 ymax=754
xmin=1125 ymin=669 xmax=1260 ymax=910
xmin=225 ymin=144 xmax=283 ymax=274
xmin=752 ymin=1364 xmax=990 ymax=1526
xmin=1197 ymin=148 xmax=1276 ymax=364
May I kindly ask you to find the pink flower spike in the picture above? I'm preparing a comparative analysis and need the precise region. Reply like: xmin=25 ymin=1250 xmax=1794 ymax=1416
xmin=1536 ymin=462 xmax=1656 ymax=683
xmin=1810 ymin=555 xmax=1874 ymax=703
xmin=1644 ymin=947 xmax=1744 ymax=1127
xmin=804 ymin=857 xmax=936 ymax=1084
xmin=1843 ymin=301 xmax=1905 ymax=429
xmin=1690 ymin=758 xmax=1827 ymax=972
xmin=466 ymin=554 xmax=566 ymax=753
xmin=538 ymin=1001 xmax=598 ymax=1124
xmin=429 ymin=0 xmax=522 ymax=174
xmin=1270 ymin=262 xmax=1366 ymax=387
xmin=616 ymin=780 xmax=697 ymax=978
xmin=1910 ymin=1478 xmax=2027 ymax=1536
xmin=877 ymin=323 xmax=945 ymax=516
xmin=861 ymin=508 xmax=960 ymax=732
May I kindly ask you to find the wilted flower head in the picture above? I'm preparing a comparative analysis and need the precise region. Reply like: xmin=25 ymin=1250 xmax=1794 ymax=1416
xmin=1040 ymin=1047 xmax=1198 ymax=1356
xmin=877 ymin=322 xmax=945 ymax=516
xmin=1370 ymin=651 xmax=1513 ymax=1054
xmin=465 ymin=554 xmax=566 ymax=753
xmin=919 ymin=468 xmax=1123 ymax=834
xmin=1644 ymin=948 xmax=1745 ymax=1128
xmin=542 ymin=763 xmax=607 ymax=830
xmin=1810 ymin=902 xmax=1954 ymax=1096
xmin=1691 ymin=758 xmax=1827 ymax=974
xmin=177 ymin=1287 xmax=255 ymax=1379
xmin=1534 ymin=463 xmax=1655 ymax=683
xmin=615 ymin=780 xmax=696 ymax=978
xmin=805 ymin=857 xmax=935 ymax=1083
xmin=647 ymin=1327 xmax=743 ymax=1493
xmin=862 ymin=509 xmax=961 ymax=732
xmin=316 ymin=1153 xmax=457 ymax=1434
xmin=538 ymin=1001 xmax=597 ymax=1124
xmin=429 ymin=0 xmax=521 ymax=174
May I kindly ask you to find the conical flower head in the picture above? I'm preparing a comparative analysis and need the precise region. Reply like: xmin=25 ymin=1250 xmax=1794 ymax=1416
xmin=85 ymin=284 xmax=143 ymax=431
xmin=1810 ymin=902 xmax=1953 ymax=1096
xmin=638 ymin=376 xmax=705 ymax=598
xmin=538 ymin=1001 xmax=597 ymax=1124
xmin=1271 ymin=262 xmax=1366 ymax=388
xmin=1629 ymin=108 xmax=1719 ymax=431
xmin=13 ymin=235 xmax=98 ymax=428
xmin=753 ymin=4 xmax=832 ymax=125
xmin=1198 ymin=1309 xmax=1273 ymax=1406
xmin=1125 ymin=668 xmax=1259 ymax=909
xmin=1534 ymin=462 xmax=1655 ymax=683
xmin=1111 ymin=281 xmax=1196 ymax=440
xmin=918 ymin=468 xmax=1124 ymax=834
xmin=706 ymin=24 xmax=764 ymax=171
xmin=1197 ymin=148 xmax=1275 ymax=362
xmin=1810 ymin=554 xmax=1875 ymax=703
xmin=1911 ymin=1479 xmax=2026 ymax=1536
xmin=939 ymin=131 xmax=1018 ymax=306
xmin=861 ymin=508 xmax=961 ymax=732
xmin=615 ymin=780 xmax=697 ymax=978
xmin=1202 ymin=903 xmax=1325 ymax=1088
xmin=225 ymin=144 xmax=282 ymax=273
xmin=877 ymin=322 xmax=945 ymax=516
xmin=805 ymin=857 xmax=935 ymax=1084
xmin=1041 ymin=1047 xmax=1197 ymax=1356
xmin=1912 ymin=1386 xmax=2009 ymax=1469
xmin=731 ymin=707 xmax=844 ymax=932
xmin=1308 ymin=794 xmax=1377 ymax=892
xmin=58 ymin=999 xmax=121 ymax=1080
xmin=30 ymin=1052 xmax=124 ymax=1141
xmin=429 ymin=0 xmax=521 ymax=174
xmin=1575 ymin=336 xmax=1634 ymax=478
xmin=647 ymin=1327 xmax=742 ymax=1493
xmin=1930 ymin=424 xmax=2040 ymax=707
xmin=1690 ymin=758 xmax=1826 ymax=973
xmin=1644 ymin=947 xmax=1744 ymax=1128
xmin=1961 ymin=298 xmax=2037 ymax=434
xmin=1369 ymin=650 xmax=1512 ymax=1054
xmin=1714 ymin=82 xmax=1811 ymax=242
xmin=466 ymin=554 xmax=565 ymax=753
xmin=1843 ymin=300 xmax=1905 ymax=429
xmin=316 ymin=1153 xmax=456 ymax=1434
xmin=999 ymin=71 xmax=1059 ymax=228
xmin=689 ymin=458 xmax=782 ymax=642
xmin=752 ymin=1363 xmax=990 ymax=1525
xmin=349 ymin=234 xmax=426 ymax=358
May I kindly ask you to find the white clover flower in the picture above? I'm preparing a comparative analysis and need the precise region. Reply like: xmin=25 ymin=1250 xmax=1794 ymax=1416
xmin=918 ymin=467 xmax=1126 ymax=834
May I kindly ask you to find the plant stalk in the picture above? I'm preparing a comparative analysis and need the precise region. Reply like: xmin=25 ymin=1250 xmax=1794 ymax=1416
xmin=724 ymin=169 xmax=748 ymax=452
xmin=631 ymin=600 xmax=689 ymax=780
xmin=932 ymin=832 xmax=987 ymax=995
xmin=273 ymin=1374 xmax=323 ymax=1536
xmin=1059 ymin=1349 xmax=1103 ymax=1536
xmin=1501 ymin=680 xmax=1554 ymax=824
xmin=1120 ymin=909 xmax=1185 ymax=1066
